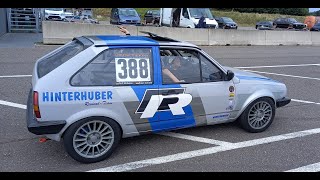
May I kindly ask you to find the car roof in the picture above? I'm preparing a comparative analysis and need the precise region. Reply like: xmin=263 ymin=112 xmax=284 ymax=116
xmin=83 ymin=33 xmax=199 ymax=49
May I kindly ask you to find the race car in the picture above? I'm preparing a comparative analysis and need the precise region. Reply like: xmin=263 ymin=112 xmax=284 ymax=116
xmin=27 ymin=32 xmax=291 ymax=163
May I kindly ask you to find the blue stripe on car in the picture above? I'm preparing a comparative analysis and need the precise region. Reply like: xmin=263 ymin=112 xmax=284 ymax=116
xmin=96 ymin=35 xmax=158 ymax=46
xmin=237 ymin=76 xmax=280 ymax=83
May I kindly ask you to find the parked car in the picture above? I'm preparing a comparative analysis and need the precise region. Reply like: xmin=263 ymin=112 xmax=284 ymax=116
xmin=63 ymin=14 xmax=74 ymax=22
xmin=110 ymin=8 xmax=141 ymax=25
xmin=160 ymin=8 xmax=218 ymax=29
xmin=45 ymin=8 xmax=64 ymax=20
xmin=82 ymin=15 xmax=99 ymax=24
xmin=69 ymin=15 xmax=99 ymax=24
xmin=215 ymin=17 xmax=238 ymax=29
xmin=273 ymin=18 xmax=306 ymax=30
xmin=27 ymin=32 xmax=290 ymax=163
xmin=310 ymin=23 xmax=320 ymax=31
xmin=255 ymin=21 xmax=274 ymax=30
xmin=143 ymin=10 xmax=160 ymax=25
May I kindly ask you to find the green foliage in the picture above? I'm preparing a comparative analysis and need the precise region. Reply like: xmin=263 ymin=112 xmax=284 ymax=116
xmin=212 ymin=10 xmax=305 ymax=27
xmin=310 ymin=10 xmax=320 ymax=16
xmin=232 ymin=8 xmax=308 ymax=16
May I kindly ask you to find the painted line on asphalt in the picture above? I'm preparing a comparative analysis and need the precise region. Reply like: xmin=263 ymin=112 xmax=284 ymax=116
xmin=235 ymin=63 xmax=320 ymax=69
xmin=285 ymin=162 xmax=320 ymax=172
xmin=87 ymin=128 xmax=320 ymax=172
xmin=158 ymin=132 xmax=234 ymax=147
xmin=0 ymin=75 xmax=32 ymax=78
xmin=291 ymin=99 xmax=320 ymax=105
xmin=0 ymin=100 xmax=26 ymax=109
xmin=243 ymin=70 xmax=320 ymax=81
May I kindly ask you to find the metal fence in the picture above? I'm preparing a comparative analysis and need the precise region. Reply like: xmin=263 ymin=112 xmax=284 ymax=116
xmin=7 ymin=8 xmax=43 ymax=33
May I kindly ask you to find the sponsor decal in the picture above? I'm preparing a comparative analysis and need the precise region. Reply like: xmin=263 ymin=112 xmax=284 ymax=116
xmin=85 ymin=101 xmax=112 ymax=106
xmin=229 ymin=86 xmax=234 ymax=92
xmin=136 ymin=88 xmax=192 ymax=119
xmin=212 ymin=113 xmax=230 ymax=121
xmin=42 ymin=91 xmax=113 ymax=102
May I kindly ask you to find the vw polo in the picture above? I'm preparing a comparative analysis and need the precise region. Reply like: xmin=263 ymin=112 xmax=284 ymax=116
xmin=27 ymin=32 xmax=290 ymax=163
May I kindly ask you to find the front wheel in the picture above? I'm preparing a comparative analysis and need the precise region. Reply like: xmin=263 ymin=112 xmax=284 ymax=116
xmin=63 ymin=117 xmax=121 ymax=163
xmin=239 ymin=97 xmax=275 ymax=133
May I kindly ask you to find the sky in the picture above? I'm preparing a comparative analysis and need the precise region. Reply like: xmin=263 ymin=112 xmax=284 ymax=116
xmin=309 ymin=8 xmax=320 ymax=12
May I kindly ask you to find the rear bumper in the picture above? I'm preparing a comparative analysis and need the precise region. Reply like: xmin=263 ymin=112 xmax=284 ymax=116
xmin=276 ymin=97 xmax=291 ymax=108
xmin=26 ymin=89 xmax=66 ymax=135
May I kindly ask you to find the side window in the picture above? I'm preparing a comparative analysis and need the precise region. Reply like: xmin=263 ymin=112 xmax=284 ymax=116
xmin=182 ymin=8 xmax=189 ymax=19
xmin=71 ymin=48 xmax=153 ymax=86
xmin=160 ymin=48 xmax=201 ymax=84
xmin=37 ymin=40 xmax=87 ymax=78
xmin=200 ymin=54 xmax=224 ymax=82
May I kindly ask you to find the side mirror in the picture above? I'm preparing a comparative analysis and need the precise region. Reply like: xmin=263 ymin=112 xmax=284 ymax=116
xmin=226 ymin=70 xmax=234 ymax=81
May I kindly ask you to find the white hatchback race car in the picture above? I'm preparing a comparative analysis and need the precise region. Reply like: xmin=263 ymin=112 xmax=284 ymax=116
xmin=27 ymin=32 xmax=291 ymax=163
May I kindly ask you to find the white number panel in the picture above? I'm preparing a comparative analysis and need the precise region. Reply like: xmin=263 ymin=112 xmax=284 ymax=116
xmin=115 ymin=58 xmax=151 ymax=84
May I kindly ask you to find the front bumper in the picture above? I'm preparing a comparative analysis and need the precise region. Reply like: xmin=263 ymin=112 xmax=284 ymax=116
xmin=276 ymin=97 xmax=291 ymax=108
xmin=26 ymin=89 xmax=66 ymax=135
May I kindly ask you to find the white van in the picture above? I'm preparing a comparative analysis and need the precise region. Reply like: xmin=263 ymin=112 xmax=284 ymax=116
xmin=160 ymin=8 xmax=218 ymax=29
xmin=44 ymin=8 xmax=73 ymax=21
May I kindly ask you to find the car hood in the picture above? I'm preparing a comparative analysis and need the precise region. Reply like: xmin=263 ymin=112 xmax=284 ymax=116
xmin=119 ymin=15 xmax=140 ymax=21
xmin=223 ymin=66 xmax=280 ymax=83
xmin=293 ymin=22 xmax=304 ymax=25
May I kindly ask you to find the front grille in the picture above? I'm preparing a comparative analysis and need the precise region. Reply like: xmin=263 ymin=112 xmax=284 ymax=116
xmin=125 ymin=20 xmax=137 ymax=23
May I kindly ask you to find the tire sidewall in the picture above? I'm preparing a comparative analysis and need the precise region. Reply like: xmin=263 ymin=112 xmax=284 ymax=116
xmin=63 ymin=117 xmax=121 ymax=163
xmin=239 ymin=97 xmax=275 ymax=133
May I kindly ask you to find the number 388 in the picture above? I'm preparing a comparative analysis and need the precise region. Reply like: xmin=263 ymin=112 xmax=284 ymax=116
xmin=116 ymin=58 xmax=150 ymax=81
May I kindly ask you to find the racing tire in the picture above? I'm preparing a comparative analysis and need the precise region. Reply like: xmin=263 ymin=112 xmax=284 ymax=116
xmin=63 ymin=117 xmax=121 ymax=163
xmin=238 ymin=97 xmax=275 ymax=133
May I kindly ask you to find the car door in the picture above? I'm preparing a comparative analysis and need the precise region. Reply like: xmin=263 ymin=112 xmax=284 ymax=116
xmin=159 ymin=47 xmax=236 ymax=128
xmin=144 ymin=11 xmax=152 ymax=23
xmin=179 ymin=8 xmax=193 ymax=28
xmin=111 ymin=9 xmax=119 ymax=24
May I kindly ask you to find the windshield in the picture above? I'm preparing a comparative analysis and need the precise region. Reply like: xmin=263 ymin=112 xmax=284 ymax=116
xmin=119 ymin=9 xmax=138 ymax=17
xmin=222 ymin=17 xmax=234 ymax=23
xmin=152 ymin=10 xmax=160 ymax=16
xmin=46 ymin=8 xmax=63 ymax=11
xmin=189 ymin=8 xmax=213 ymax=19
xmin=288 ymin=18 xmax=298 ymax=23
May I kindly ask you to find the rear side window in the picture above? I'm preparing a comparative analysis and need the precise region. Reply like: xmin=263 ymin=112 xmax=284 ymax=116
xmin=71 ymin=48 xmax=153 ymax=86
xmin=37 ymin=40 xmax=84 ymax=78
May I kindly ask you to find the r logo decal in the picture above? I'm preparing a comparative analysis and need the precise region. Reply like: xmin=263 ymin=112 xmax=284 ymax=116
xmin=136 ymin=88 xmax=192 ymax=119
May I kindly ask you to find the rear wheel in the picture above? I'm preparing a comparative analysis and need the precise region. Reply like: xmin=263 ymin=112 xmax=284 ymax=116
xmin=63 ymin=117 xmax=121 ymax=163
xmin=239 ymin=97 xmax=275 ymax=133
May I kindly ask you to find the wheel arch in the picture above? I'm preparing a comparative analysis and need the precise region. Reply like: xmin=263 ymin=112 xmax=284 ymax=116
xmin=61 ymin=116 xmax=123 ymax=140
xmin=57 ymin=108 xmax=135 ymax=141
xmin=235 ymin=90 xmax=276 ymax=120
